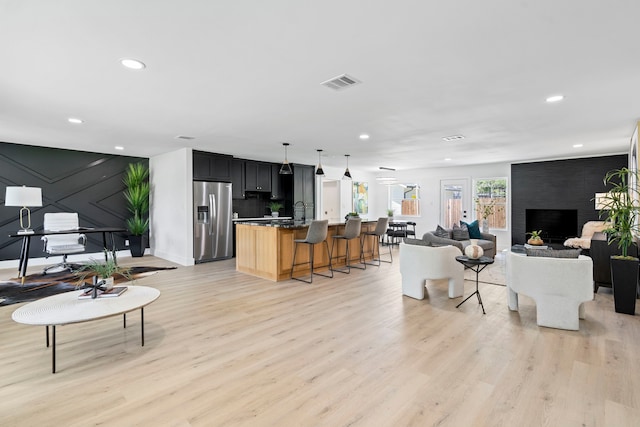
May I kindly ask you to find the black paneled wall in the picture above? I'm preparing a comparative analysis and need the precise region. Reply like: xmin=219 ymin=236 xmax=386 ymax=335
xmin=0 ymin=142 xmax=147 ymax=261
xmin=511 ymin=154 xmax=627 ymax=245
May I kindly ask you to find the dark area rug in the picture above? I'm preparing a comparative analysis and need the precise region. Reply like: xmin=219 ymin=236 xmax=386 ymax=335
xmin=0 ymin=266 xmax=176 ymax=306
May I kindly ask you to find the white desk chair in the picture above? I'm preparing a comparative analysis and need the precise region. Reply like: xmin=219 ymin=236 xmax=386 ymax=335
xmin=42 ymin=213 xmax=87 ymax=273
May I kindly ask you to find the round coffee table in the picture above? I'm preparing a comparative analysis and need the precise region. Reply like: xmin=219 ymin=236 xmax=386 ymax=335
xmin=12 ymin=285 xmax=160 ymax=373
xmin=455 ymin=255 xmax=494 ymax=314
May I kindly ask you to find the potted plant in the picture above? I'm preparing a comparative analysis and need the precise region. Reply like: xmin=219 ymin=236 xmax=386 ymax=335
xmin=475 ymin=198 xmax=496 ymax=233
xmin=345 ymin=211 xmax=359 ymax=222
xmin=268 ymin=201 xmax=283 ymax=217
xmin=123 ymin=163 xmax=150 ymax=257
xmin=387 ymin=208 xmax=394 ymax=218
xmin=598 ymin=167 xmax=640 ymax=315
xmin=74 ymin=250 xmax=132 ymax=298
xmin=526 ymin=230 xmax=544 ymax=246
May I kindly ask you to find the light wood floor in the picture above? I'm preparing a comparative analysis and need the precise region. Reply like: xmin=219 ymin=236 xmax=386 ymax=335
xmin=1 ymin=251 xmax=639 ymax=426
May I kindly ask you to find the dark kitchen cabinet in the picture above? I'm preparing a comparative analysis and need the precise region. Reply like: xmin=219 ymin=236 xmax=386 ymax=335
xmin=244 ymin=160 xmax=271 ymax=192
xmin=231 ymin=158 xmax=245 ymax=199
xmin=293 ymin=164 xmax=315 ymax=220
xmin=193 ymin=151 xmax=232 ymax=181
xmin=270 ymin=164 xmax=284 ymax=200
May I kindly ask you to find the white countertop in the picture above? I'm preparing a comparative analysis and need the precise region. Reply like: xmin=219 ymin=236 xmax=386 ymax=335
xmin=233 ymin=217 xmax=292 ymax=221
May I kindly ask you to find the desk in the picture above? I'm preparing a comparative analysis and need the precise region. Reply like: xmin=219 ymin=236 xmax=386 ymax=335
xmin=455 ymin=255 xmax=494 ymax=314
xmin=9 ymin=227 xmax=125 ymax=283
xmin=12 ymin=285 xmax=160 ymax=373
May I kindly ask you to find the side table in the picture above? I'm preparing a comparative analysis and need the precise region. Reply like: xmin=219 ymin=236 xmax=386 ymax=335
xmin=455 ymin=255 xmax=494 ymax=314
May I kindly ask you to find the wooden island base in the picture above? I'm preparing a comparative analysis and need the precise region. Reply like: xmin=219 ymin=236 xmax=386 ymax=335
xmin=236 ymin=222 xmax=378 ymax=281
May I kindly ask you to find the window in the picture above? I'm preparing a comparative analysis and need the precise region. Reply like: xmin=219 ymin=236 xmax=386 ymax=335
xmin=474 ymin=178 xmax=507 ymax=229
xmin=389 ymin=184 xmax=420 ymax=216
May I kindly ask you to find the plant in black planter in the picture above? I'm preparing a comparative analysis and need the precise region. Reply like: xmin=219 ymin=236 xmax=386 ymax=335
xmin=599 ymin=167 xmax=640 ymax=315
xmin=123 ymin=163 xmax=150 ymax=257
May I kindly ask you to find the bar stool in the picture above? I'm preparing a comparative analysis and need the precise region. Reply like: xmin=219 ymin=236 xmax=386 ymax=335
xmin=291 ymin=220 xmax=333 ymax=283
xmin=362 ymin=217 xmax=393 ymax=265
xmin=331 ymin=217 xmax=365 ymax=273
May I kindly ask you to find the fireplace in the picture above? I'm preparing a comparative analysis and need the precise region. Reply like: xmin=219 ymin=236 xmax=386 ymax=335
xmin=525 ymin=209 xmax=578 ymax=243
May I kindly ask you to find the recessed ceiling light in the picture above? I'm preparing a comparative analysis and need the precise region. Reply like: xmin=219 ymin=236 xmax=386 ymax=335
xmin=359 ymin=134 xmax=370 ymax=140
xmin=546 ymin=95 xmax=564 ymax=103
xmin=67 ymin=117 xmax=83 ymax=124
xmin=573 ymin=144 xmax=583 ymax=148
xmin=115 ymin=146 xmax=124 ymax=151
xmin=442 ymin=135 xmax=465 ymax=142
xmin=120 ymin=58 xmax=146 ymax=70
xmin=444 ymin=158 xmax=452 ymax=161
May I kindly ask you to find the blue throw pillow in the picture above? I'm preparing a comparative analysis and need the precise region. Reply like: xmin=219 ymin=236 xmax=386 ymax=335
xmin=461 ymin=220 xmax=482 ymax=239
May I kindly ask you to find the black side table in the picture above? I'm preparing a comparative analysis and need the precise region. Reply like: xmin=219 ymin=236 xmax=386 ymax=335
xmin=455 ymin=255 xmax=494 ymax=314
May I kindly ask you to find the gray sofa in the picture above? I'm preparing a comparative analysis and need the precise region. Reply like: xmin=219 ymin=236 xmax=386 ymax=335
xmin=422 ymin=228 xmax=496 ymax=258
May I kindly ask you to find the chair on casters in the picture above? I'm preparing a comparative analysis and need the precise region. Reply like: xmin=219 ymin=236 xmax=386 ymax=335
xmin=331 ymin=217 xmax=365 ymax=273
xmin=362 ymin=217 xmax=392 ymax=265
xmin=291 ymin=220 xmax=333 ymax=283
xmin=42 ymin=213 xmax=87 ymax=274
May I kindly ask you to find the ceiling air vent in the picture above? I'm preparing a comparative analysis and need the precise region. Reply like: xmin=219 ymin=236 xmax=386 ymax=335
xmin=321 ymin=74 xmax=361 ymax=91
xmin=175 ymin=135 xmax=195 ymax=140
xmin=442 ymin=135 xmax=465 ymax=142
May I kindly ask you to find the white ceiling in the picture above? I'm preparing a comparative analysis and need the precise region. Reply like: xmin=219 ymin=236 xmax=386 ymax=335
xmin=1 ymin=1 xmax=639 ymax=173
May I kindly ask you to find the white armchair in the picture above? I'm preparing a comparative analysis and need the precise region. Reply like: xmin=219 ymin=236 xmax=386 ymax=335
xmin=399 ymin=242 xmax=464 ymax=300
xmin=42 ymin=212 xmax=87 ymax=273
xmin=506 ymin=251 xmax=593 ymax=330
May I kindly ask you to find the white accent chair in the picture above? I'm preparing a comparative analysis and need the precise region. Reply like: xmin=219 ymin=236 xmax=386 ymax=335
xmin=42 ymin=212 xmax=87 ymax=273
xmin=399 ymin=242 xmax=464 ymax=300
xmin=506 ymin=251 xmax=593 ymax=330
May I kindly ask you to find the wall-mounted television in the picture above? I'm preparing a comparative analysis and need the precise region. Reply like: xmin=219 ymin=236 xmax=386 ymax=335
xmin=525 ymin=209 xmax=578 ymax=243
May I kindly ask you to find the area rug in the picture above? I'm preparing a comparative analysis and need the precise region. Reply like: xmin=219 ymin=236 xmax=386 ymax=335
xmin=463 ymin=256 xmax=506 ymax=286
xmin=0 ymin=266 xmax=176 ymax=306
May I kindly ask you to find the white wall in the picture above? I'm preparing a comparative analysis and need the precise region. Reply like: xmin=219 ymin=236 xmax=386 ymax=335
xmin=150 ymin=148 xmax=194 ymax=266
xmin=314 ymin=165 xmax=381 ymax=222
xmin=371 ymin=161 xmax=512 ymax=251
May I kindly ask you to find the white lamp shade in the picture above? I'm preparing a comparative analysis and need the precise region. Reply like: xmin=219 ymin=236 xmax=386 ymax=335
xmin=5 ymin=186 xmax=43 ymax=207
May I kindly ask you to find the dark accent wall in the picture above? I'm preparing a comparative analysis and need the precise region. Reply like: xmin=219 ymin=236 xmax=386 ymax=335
xmin=1 ymin=142 xmax=147 ymax=261
xmin=511 ymin=154 xmax=627 ymax=245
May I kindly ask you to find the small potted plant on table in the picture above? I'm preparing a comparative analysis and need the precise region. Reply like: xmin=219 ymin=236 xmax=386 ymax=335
xmin=526 ymin=230 xmax=544 ymax=246
xmin=269 ymin=201 xmax=283 ymax=217
xmin=74 ymin=250 xmax=132 ymax=298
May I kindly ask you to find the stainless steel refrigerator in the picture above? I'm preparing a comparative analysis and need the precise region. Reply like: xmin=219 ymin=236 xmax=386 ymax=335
xmin=193 ymin=181 xmax=233 ymax=263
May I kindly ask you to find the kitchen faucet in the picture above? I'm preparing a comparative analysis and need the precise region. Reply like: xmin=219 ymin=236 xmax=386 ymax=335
xmin=294 ymin=200 xmax=306 ymax=222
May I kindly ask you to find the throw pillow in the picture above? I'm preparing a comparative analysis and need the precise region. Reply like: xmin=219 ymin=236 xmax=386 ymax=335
xmin=433 ymin=225 xmax=450 ymax=239
xmin=452 ymin=223 xmax=470 ymax=241
xmin=526 ymin=248 xmax=581 ymax=258
xmin=403 ymin=238 xmax=431 ymax=246
xmin=461 ymin=220 xmax=482 ymax=239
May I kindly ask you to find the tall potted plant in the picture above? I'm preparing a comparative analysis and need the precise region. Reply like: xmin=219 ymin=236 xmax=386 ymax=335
xmin=123 ymin=162 xmax=150 ymax=257
xmin=599 ymin=167 xmax=640 ymax=315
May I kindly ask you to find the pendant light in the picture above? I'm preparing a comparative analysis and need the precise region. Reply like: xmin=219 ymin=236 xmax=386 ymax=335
xmin=279 ymin=142 xmax=292 ymax=175
xmin=342 ymin=154 xmax=352 ymax=180
xmin=315 ymin=149 xmax=325 ymax=176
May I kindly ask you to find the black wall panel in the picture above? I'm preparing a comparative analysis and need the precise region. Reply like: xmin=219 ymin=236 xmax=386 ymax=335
xmin=511 ymin=154 xmax=627 ymax=245
xmin=0 ymin=142 xmax=147 ymax=262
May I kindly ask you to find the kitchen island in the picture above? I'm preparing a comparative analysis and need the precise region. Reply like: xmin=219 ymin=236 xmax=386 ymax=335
xmin=235 ymin=219 xmax=377 ymax=281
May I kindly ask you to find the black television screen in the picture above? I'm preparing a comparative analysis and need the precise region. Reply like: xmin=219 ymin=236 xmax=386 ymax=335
xmin=525 ymin=209 xmax=578 ymax=242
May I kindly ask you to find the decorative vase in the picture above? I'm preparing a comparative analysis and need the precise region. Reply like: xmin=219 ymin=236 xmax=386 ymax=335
xmin=129 ymin=235 xmax=146 ymax=257
xmin=527 ymin=237 xmax=544 ymax=246
xmin=465 ymin=244 xmax=484 ymax=259
xmin=271 ymin=212 xmax=279 ymax=217
xmin=481 ymin=219 xmax=489 ymax=233
xmin=610 ymin=256 xmax=638 ymax=315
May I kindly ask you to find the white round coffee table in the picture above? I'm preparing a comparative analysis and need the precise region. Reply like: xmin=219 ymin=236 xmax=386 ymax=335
xmin=12 ymin=285 xmax=160 ymax=373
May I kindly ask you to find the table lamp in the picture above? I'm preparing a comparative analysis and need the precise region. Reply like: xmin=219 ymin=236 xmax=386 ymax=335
xmin=4 ymin=186 xmax=43 ymax=234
